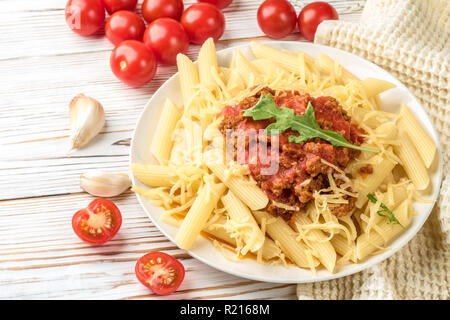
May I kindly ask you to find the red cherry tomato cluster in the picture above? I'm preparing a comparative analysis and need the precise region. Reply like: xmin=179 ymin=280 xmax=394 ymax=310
xmin=257 ymin=0 xmax=338 ymax=41
xmin=72 ymin=198 xmax=185 ymax=295
xmin=65 ymin=0 xmax=231 ymax=87
xmin=105 ymin=10 xmax=146 ymax=45
xmin=65 ymin=0 xmax=106 ymax=36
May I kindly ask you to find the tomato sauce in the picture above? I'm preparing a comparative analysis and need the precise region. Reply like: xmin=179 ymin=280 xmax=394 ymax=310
xmin=219 ymin=87 xmax=365 ymax=219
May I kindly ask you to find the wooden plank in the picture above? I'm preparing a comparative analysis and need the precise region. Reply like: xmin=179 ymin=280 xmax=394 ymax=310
xmin=0 ymin=193 xmax=297 ymax=299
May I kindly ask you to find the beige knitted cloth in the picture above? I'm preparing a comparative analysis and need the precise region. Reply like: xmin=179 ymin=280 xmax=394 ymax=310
xmin=296 ymin=0 xmax=449 ymax=300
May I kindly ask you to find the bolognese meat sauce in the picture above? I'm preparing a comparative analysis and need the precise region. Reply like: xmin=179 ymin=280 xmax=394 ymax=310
xmin=218 ymin=87 xmax=366 ymax=220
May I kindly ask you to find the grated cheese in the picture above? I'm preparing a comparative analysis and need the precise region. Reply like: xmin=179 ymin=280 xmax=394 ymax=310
xmin=271 ymin=201 xmax=300 ymax=212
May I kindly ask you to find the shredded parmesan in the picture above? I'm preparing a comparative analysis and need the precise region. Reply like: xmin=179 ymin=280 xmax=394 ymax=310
xmin=256 ymin=217 xmax=267 ymax=264
xmin=320 ymin=158 xmax=345 ymax=174
xmin=271 ymin=201 xmax=300 ymax=212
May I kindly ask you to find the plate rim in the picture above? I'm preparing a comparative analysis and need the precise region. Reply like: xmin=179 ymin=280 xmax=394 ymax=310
xmin=130 ymin=40 xmax=443 ymax=284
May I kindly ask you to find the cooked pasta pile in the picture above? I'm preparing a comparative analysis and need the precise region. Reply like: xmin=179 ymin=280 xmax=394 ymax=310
xmin=131 ymin=40 xmax=436 ymax=274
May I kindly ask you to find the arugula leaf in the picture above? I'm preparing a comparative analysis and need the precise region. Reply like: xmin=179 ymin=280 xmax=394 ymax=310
xmin=367 ymin=193 xmax=404 ymax=228
xmin=243 ymin=94 xmax=379 ymax=153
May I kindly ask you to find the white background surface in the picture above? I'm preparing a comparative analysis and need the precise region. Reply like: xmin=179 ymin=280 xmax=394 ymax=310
xmin=0 ymin=0 xmax=365 ymax=299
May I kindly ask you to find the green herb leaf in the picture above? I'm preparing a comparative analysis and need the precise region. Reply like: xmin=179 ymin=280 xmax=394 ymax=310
xmin=243 ymin=94 xmax=379 ymax=153
xmin=367 ymin=193 xmax=404 ymax=228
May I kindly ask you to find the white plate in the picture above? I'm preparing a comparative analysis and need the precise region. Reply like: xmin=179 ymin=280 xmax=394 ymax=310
xmin=130 ymin=41 xmax=443 ymax=283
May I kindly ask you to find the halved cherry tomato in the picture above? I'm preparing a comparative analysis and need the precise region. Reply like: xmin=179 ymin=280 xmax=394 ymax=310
xmin=135 ymin=252 xmax=185 ymax=295
xmin=257 ymin=0 xmax=297 ymax=39
xmin=105 ymin=10 xmax=146 ymax=45
xmin=143 ymin=18 xmax=189 ymax=65
xmin=298 ymin=1 xmax=339 ymax=41
xmin=141 ymin=0 xmax=184 ymax=23
xmin=65 ymin=0 xmax=106 ymax=36
xmin=181 ymin=3 xmax=225 ymax=44
xmin=110 ymin=40 xmax=157 ymax=87
xmin=198 ymin=0 xmax=232 ymax=9
xmin=102 ymin=0 xmax=138 ymax=15
xmin=72 ymin=199 xmax=122 ymax=245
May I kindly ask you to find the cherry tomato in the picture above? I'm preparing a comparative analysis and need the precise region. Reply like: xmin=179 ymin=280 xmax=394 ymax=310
xmin=110 ymin=40 xmax=157 ymax=87
xmin=102 ymin=0 xmax=138 ymax=15
xmin=198 ymin=0 xmax=232 ymax=9
xmin=65 ymin=0 xmax=106 ymax=36
xmin=135 ymin=252 xmax=185 ymax=295
xmin=72 ymin=199 xmax=122 ymax=245
xmin=141 ymin=0 xmax=184 ymax=23
xmin=181 ymin=3 xmax=225 ymax=44
xmin=105 ymin=10 xmax=145 ymax=45
xmin=143 ymin=18 xmax=189 ymax=66
xmin=298 ymin=1 xmax=338 ymax=41
xmin=256 ymin=0 xmax=297 ymax=39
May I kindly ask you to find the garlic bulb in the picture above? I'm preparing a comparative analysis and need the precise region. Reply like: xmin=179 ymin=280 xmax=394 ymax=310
xmin=80 ymin=171 xmax=131 ymax=197
xmin=69 ymin=94 xmax=105 ymax=150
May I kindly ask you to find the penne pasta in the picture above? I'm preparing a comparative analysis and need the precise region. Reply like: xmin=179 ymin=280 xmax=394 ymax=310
xmin=316 ymin=52 xmax=336 ymax=75
xmin=253 ymin=211 xmax=319 ymax=269
xmin=175 ymin=179 xmax=226 ymax=250
xmin=204 ymin=216 xmax=236 ymax=244
xmin=251 ymin=58 xmax=289 ymax=77
xmin=361 ymin=77 xmax=396 ymax=97
xmin=150 ymin=98 xmax=182 ymax=164
xmin=132 ymin=164 xmax=176 ymax=187
xmin=356 ymin=200 xmax=411 ymax=260
xmin=226 ymin=69 xmax=245 ymax=95
xmin=219 ymin=67 xmax=231 ymax=84
xmin=230 ymin=48 xmax=238 ymax=70
xmin=330 ymin=234 xmax=357 ymax=263
xmin=316 ymin=52 xmax=358 ymax=82
xmin=389 ymin=182 xmax=408 ymax=207
xmin=203 ymin=216 xmax=282 ymax=261
xmin=351 ymin=107 xmax=397 ymax=128
xmin=394 ymin=129 xmax=430 ymax=190
xmin=355 ymin=154 xmax=397 ymax=208
xmin=182 ymin=118 xmax=203 ymax=164
xmin=221 ymin=190 xmax=265 ymax=253
xmin=363 ymin=186 xmax=410 ymax=231
xmin=397 ymin=104 xmax=436 ymax=168
xmin=234 ymin=49 xmax=261 ymax=87
xmin=198 ymin=38 xmax=220 ymax=93
xmin=250 ymin=41 xmax=312 ymax=75
xmin=293 ymin=213 xmax=337 ymax=273
xmin=259 ymin=237 xmax=283 ymax=261
xmin=374 ymin=121 xmax=398 ymax=140
xmin=176 ymin=53 xmax=200 ymax=107
xmin=207 ymin=163 xmax=269 ymax=211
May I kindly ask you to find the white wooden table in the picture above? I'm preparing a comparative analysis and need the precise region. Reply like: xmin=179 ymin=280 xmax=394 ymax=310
xmin=0 ymin=0 xmax=364 ymax=299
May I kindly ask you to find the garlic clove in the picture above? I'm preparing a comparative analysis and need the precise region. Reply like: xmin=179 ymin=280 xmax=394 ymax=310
xmin=80 ymin=171 xmax=131 ymax=197
xmin=69 ymin=94 xmax=106 ymax=150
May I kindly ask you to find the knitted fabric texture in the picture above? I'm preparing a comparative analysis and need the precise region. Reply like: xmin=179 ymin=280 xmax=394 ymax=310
xmin=296 ymin=0 xmax=449 ymax=300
